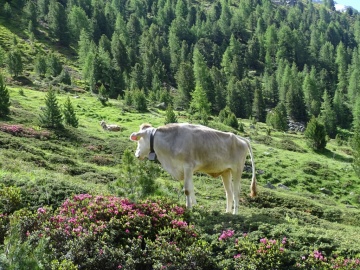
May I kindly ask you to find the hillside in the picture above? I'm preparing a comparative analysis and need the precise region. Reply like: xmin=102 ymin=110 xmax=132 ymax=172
xmin=1 ymin=0 xmax=360 ymax=268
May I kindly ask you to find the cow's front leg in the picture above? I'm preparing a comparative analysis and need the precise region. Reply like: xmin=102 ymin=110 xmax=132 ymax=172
xmin=221 ymin=170 xmax=233 ymax=213
xmin=184 ymin=167 xmax=196 ymax=208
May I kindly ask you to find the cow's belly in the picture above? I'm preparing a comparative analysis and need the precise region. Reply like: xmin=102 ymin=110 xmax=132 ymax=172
xmin=196 ymin=162 xmax=231 ymax=176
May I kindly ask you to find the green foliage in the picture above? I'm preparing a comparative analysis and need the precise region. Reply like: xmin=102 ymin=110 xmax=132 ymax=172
xmin=0 ymin=185 xmax=22 ymax=214
xmin=132 ymin=89 xmax=147 ymax=112
xmin=266 ymin=102 xmax=288 ymax=132
xmin=0 ymin=46 xmax=5 ymax=67
xmin=164 ymin=104 xmax=177 ymax=125
xmin=2 ymin=2 xmax=12 ymax=19
xmin=190 ymin=85 xmax=211 ymax=125
xmin=319 ymin=90 xmax=337 ymax=138
xmin=218 ymin=106 xmax=238 ymax=129
xmin=34 ymin=54 xmax=47 ymax=77
xmin=114 ymin=149 xmax=159 ymax=200
xmin=305 ymin=116 xmax=327 ymax=150
xmin=351 ymin=127 xmax=360 ymax=177
xmin=47 ymin=53 xmax=62 ymax=77
xmin=63 ymin=97 xmax=78 ymax=128
xmin=0 ymin=74 xmax=10 ymax=117
xmin=6 ymin=49 xmax=23 ymax=77
xmin=59 ymin=69 xmax=71 ymax=85
xmin=97 ymin=84 xmax=108 ymax=104
xmin=39 ymin=88 xmax=63 ymax=129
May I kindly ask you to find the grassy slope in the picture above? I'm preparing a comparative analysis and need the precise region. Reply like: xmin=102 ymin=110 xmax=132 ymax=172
xmin=1 ymin=18 xmax=360 ymax=257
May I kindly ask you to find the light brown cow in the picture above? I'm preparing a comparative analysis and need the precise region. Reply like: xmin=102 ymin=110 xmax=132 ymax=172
xmin=100 ymin=120 xmax=121 ymax=131
xmin=130 ymin=123 xmax=257 ymax=214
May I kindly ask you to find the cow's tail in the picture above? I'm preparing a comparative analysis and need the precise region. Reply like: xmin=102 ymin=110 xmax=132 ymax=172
xmin=245 ymin=138 xmax=257 ymax=197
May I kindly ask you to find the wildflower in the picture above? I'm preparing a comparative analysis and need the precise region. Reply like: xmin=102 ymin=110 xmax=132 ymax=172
xmin=279 ymin=247 xmax=284 ymax=252
xmin=218 ymin=230 xmax=235 ymax=241
xmin=282 ymin=237 xmax=287 ymax=244
xmin=234 ymin=254 xmax=241 ymax=259
xmin=260 ymin=238 xmax=267 ymax=244
xmin=125 ymin=229 xmax=130 ymax=234
xmin=269 ymin=239 xmax=276 ymax=245
xmin=37 ymin=207 xmax=46 ymax=214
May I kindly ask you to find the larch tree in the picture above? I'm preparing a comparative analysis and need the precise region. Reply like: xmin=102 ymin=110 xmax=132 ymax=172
xmin=6 ymin=49 xmax=23 ymax=77
xmin=319 ymin=90 xmax=337 ymax=138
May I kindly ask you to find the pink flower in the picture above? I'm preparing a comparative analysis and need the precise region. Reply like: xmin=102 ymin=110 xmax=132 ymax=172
xmin=125 ymin=229 xmax=130 ymax=234
xmin=234 ymin=254 xmax=241 ymax=259
xmin=280 ymin=247 xmax=284 ymax=252
xmin=260 ymin=238 xmax=267 ymax=244
xmin=37 ymin=207 xmax=46 ymax=214
xmin=218 ymin=230 xmax=235 ymax=241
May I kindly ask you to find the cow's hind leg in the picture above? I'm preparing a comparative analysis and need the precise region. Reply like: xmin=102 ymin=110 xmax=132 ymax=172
xmin=184 ymin=166 xmax=196 ymax=208
xmin=232 ymin=168 xmax=244 ymax=215
xmin=221 ymin=170 xmax=233 ymax=213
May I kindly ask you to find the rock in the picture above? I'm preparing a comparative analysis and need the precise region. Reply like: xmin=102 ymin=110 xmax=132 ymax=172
xmin=278 ymin=184 xmax=289 ymax=190
xmin=155 ymin=102 xmax=167 ymax=110
xmin=265 ymin=182 xmax=276 ymax=189
xmin=319 ymin=187 xmax=333 ymax=195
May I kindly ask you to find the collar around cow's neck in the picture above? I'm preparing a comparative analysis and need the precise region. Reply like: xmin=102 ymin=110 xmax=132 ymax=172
xmin=148 ymin=128 xmax=157 ymax=161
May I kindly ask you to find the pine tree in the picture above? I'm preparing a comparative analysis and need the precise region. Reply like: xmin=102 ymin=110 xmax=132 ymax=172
xmin=0 ymin=74 xmax=10 ymax=117
xmin=39 ymin=88 xmax=63 ymax=129
xmin=164 ymin=105 xmax=178 ymax=125
xmin=304 ymin=116 xmax=327 ymax=150
xmin=63 ymin=97 xmax=78 ymax=128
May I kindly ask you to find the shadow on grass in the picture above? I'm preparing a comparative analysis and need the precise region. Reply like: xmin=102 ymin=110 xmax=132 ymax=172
xmin=316 ymin=148 xmax=353 ymax=163
xmin=188 ymin=206 xmax=287 ymax=235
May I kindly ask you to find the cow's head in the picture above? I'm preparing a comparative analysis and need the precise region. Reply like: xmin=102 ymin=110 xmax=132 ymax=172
xmin=129 ymin=124 xmax=153 ymax=159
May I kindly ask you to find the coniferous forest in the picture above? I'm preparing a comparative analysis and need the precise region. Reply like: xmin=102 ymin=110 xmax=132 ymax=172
xmin=2 ymin=0 xmax=360 ymax=130
xmin=2 ymin=0 xmax=360 ymax=269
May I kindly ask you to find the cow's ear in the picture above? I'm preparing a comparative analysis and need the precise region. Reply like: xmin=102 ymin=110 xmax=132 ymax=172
xmin=130 ymin=132 xmax=144 ymax=142
xmin=130 ymin=132 xmax=140 ymax=141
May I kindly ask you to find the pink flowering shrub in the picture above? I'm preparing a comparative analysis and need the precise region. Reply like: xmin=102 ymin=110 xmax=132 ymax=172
xmin=21 ymin=194 xmax=216 ymax=269
xmin=232 ymin=236 xmax=290 ymax=269
xmin=296 ymin=250 xmax=360 ymax=269
xmin=0 ymin=123 xmax=51 ymax=139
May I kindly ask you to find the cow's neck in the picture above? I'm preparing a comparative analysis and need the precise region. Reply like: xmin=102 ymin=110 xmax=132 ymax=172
xmin=148 ymin=128 xmax=157 ymax=161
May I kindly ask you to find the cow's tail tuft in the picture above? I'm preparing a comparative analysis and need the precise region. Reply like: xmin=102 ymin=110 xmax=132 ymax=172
xmin=246 ymin=138 xmax=257 ymax=198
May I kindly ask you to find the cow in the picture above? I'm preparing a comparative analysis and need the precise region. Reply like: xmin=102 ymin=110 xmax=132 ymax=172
xmin=100 ymin=120 xmax=121 ymax=131
xmin=130 ymin=123 xmax=257 ymax=214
